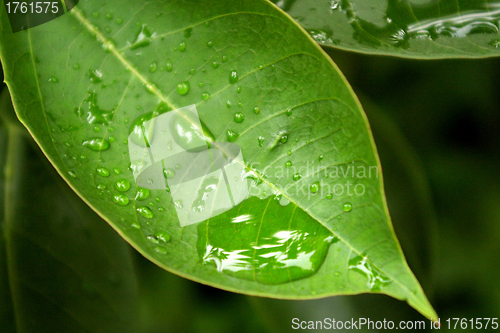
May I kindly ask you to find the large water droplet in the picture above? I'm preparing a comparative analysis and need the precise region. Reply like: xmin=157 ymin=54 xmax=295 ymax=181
xmin=229 ymin=70 xmax=239 ymax=84
xmin=115 ymin=179 xmax=131 ymax=192
xmin=176 ymin=81 xmax=190 ymax=95
xmin=83 ymin=138 xmax=110 ymax=151
xmin=136 ymin=206 xmax=154 ymax=218
xmin=113 ymin=194 xmax=129 ymax=206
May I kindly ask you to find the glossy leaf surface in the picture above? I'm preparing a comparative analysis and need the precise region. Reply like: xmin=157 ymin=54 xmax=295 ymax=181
xmin=272 ymin=0 xmax=500 ymax=58
xmin=0 ymin=0 xmax=436 ymax=319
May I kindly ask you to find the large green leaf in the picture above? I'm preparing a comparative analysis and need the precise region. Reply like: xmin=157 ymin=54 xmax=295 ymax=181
xmin=0 ymin=0 xmax=436 ymax=319
xmin=271 ymin=0 xmax=500 ymax=59
xmin=0 ymin=90 xmax=139 ymax=333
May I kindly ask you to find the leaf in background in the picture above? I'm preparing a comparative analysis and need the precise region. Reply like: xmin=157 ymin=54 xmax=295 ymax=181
xmin=271 ymin=0 xmax=500 ymax=59
xmin=0 ymin=0 xmax=436 ymax=319
xmin=0 ymin=90 xmax=139 ymax=333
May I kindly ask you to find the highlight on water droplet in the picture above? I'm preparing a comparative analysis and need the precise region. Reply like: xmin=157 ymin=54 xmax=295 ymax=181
xmin=113 ymin=193 xmax=129 ymax=206
xmin=83 ymin=138 xmax=110 ymax=151
xmin=229 ymin=70 xmax=239 ymax=84
xmin=234 ymin=112 xmax=244 ymax=123
xmin=343 ymin=202 xmax=352 ymax=212
xmin=115 ymin=179 xmax=131 ymax=192
xmin=136 ymin=206 xmax=154 ymax=218
xmin=176 ymin=81 xmax=190 ymax=95
xmin=96 ymin=167 xmax=110 ymax=177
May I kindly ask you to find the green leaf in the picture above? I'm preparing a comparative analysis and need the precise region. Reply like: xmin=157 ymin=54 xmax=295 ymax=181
xmin=271 ymin=0 xmax=500 ymax=59
xmin=0 ymin=90 xmax=139 ymax=333
xmin=0 ymin=0 xmax=436 ymax=319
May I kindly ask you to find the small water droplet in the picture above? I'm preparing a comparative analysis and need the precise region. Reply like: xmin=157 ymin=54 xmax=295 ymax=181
xmin=83 ymin=138 xmax=110 ymax=151
xmin=176 ymin=81 xmax=190 ymax=95
xmin=96 ymin=167 xmax=110 ymax=177
xmin=68 ymin=171 xmax=76 ymax=178
xmin=287 ymin=150 xmax=292 ymax=155
xmin=108 ymin=136 xmax=116 ymax=143
xmin=258 ymin=136 xmax=265 ymax=147
xmin=201 ymin=92 xmax=210 ymax=100
xmin=198 ymin=82 xmax=204 ymax=88
xmin=229 ymin=70 xmax=239 ymax=84
xmin=184 ymin=27 xmax=192 ymax=38
xmin=92 ymin=12 xmax=99 ymax=18
xmin=113 ymin=194 xmax=129 ymax=206
xmin=166 ymin=60 xmax=173 ymax=72
xmin=326 ymin=193 xmax=333 ymax=199
xmin=286 ymin=108 xmax=292 ymax=116
xmin=97 ymin=184 xmax=106 ymax=190
xmin=155 ymin=232 xmax=171 ymax=242
xmin=238 ymin=102 xmax=243 ymax=108
xmin=226 ymin=100 xmax=232 ymax=108
xmin=116 ymin=18 xmax=123 ymax=24
xmin=343 ymin=202 xmax=352 ymax=212
xmin=227 ymin=129 xmax=239 ymax=142
xmin=334 ymin=271 xmax=341 ymax=277
xmin=131 ymin=223 xmax=140 ymax=229
xmin=115 ymin=179 xmax=131 ymax=192
xmin=149 ymin=61 xmax=158 ymax=72
xmin=106 ymin=13 xmax=113 ymax=20
xmin=207 ymin=41 xmax=213 ymax=47
xmin=310 ymin=181 xmax=320 ymax=193
xmin=163 ymin=168 xmax=175 ymax=178
xmin=280 ymin=134 xmax=288 ymax=144
xmin=174 ymin=200 xmax=183 ymax=209
xmin=253 ymin=107 xmax=260 ymax=114
xmin=319 ymin=155 xmax=324 ymax=161
xmin=48 ymin=76 xmax=58 ymax=83
xmin=293 ymin=173 xmax=301 ymax=181
xmin=189 ymin=68 xmax=195 ymax=75
xmin=174 ymin=164 xmax=181 ymax=170
xmin=89 ymin=69 xmax=102 ymax=83
xmin=489 ymin=38 xmax=500 ymax=48
xmin=237 ymin=86 xmax=242 ymax=93
xmin=234 ymin=112 xmax=244 ymax=123
xmin=154 ymin=247 xmax=167 ymax=254
xmin=285 ymin=161 xmax=292 ymax=167
xmin=135 ymin=187 xmax=150 ymax=200
xmin=137 ymin=206 xmax=154 ymax=218
xmin=93 ymin=126 xmax=101 ymax=132
xmin=222 ymin=55 xmax=228 ymax=62
xmin=179 ymin=41 xmax=186 ymax=51
xmin=212 ymin=61 xmax=219 ymax=68
xmin=73 ymin=64 xmax=80 ymax=70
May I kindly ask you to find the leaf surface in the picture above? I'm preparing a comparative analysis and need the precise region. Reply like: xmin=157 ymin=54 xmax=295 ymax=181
xmin=0 ymin=0 xmax=436 ymax=319
xmin=271 ymin=0 xmax=500 ymax=59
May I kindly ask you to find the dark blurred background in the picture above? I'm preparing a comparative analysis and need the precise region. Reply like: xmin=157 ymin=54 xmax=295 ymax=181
xmin=1 ymin=47 xmax=499 ymax=332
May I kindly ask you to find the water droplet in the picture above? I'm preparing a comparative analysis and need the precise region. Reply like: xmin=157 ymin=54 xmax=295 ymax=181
xmin=113 ymin=194 xmax=129 ymax=206
xmin=207 ymin=41 xmax=213 ymax=47
xmin=237 ymin=86 xmax=242 ymax=93
xmin=334 ymin=271 xmax=341 ymax=277
xmin=174 ymin=164 xmax=181 ymax=170
xmin=258 ymin=136 xmax=265 ymax=147
xmin=96 ymin=167 xmax=110 ymax=177
xmin=212 ymin=61 xmax=219 ymax=68
xmin=136 ymin=206 xmax=154 ymax=218
xmin=189 ymin=68 xmax=195 ymax=75
xmin=108 ymin=136 xmax=115 ymax=143
xmin=280 ymin=134 xmax=288 ymax=144
xmin=73 ymin=64 xmax=80 ymax=70
xmin=198 ymin=82 xmax=204 ymax=88
xmin=149 ymin=61 xmax=157 ymax=72
xmin=238 ymin=102 xmax=243 ymax=108
xmin=234 ymin=112 xmax=244 ymax=123
xmin=222 ymin=55 xmax=228 ymax=62
xmin=166 ymin=60 xmax=173 ymax=72
xmin=229 ymin=70 xmax=239 ymax=84
xmin=97 ymin=184 xmax=106 ymax=190
xmin=154 ymin=247 xmax=167 ymax=254
xmin=48 ymin=76 xmax=58 ymax=83
xmin=163 ymin=168 xmax=175 ymax=179
xmin=184 ymin=27 xmax=192 ymax=38
xmin=174 ymin=200 xmax=183 ymax=209
xmin=253 ymin=107 xmax=260 ymax=114
xmin=68 ymin=171 xmax=76 ymax=178
xmin=131 ymin=223 xmax=140 ymax=229
xmin=343 ymin=202 xmax=352 ymax=212
xmin=116 ymin=18 xmax=122 ymax=24
xmin=179 ymin=41 xmax=186 ymax=51
xmin=114 ymin=168 xmax=120 ymax=175
xmin=287 ymin=150 xmax=292 ymax=155
xmin=201 ymin=92 xmax=210 ymax=100
xmin=176 ymin=81 xmax=190 ymax=95
xmin=285 ymin=161 xmax=292 ymax=167
xmin=286 ymin=108 xmax=292 ymax=116
xmin=293 ymin=173 xmax=301 ymax=181
xmin=226 ymin=100 xmax=232 ymax=108
xmin=89 ymin=69 xmax=102 ymax=83
xmin=489 ymin=38 xmax=500 ymax=48
xmin=93 ymin=126 xmax=101 ymax=132
xmin=83 ymin=138 xmax=110 ymax=151
xmin=135 ymin=187 xmax=150 ymax=200
xmin=348 ymin=256 xmax=392 ymax=290
xmin=227 ymin=129 xmax=239 ymax=142
xmin=319 ymin=155 xmax=324 ymax=161
xmin=130 ymin=24 xmax=153 ymax=50
xmin=310 ymin=181 xmax=320 ymax=193
xmin=326 ymin=193 xmax=333 ymax=199
xmin=155 ymin=231 xmax=171 ymax=242
xmin=105 ymin=13 xmax=113 ymax=20
xmin=115 ymin=179 xmax=131 ymax=192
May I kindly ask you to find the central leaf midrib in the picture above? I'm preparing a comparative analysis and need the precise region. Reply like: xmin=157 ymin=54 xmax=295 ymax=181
xmin=68 ymin=5 xmax=425 ymax=308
